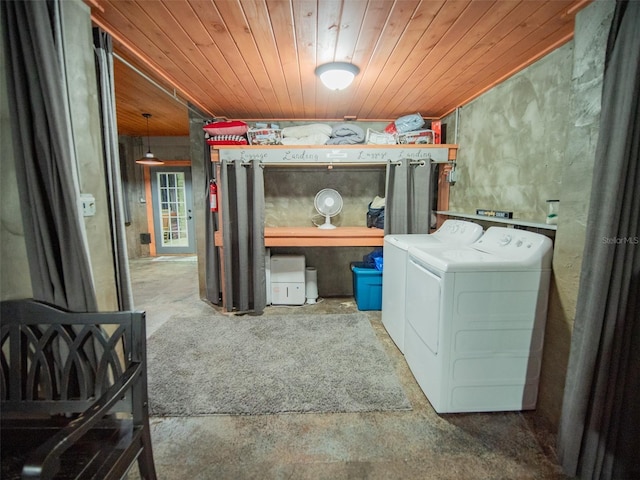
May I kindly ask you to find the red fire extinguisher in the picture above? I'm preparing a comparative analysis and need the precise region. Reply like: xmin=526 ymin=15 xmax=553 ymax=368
xmin=209 ymin=180 xmax=218 ymax=212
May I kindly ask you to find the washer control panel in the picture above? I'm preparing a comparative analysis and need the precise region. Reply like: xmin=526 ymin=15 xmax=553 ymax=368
xmin=472 ymin=227 xmax=552 ymax=259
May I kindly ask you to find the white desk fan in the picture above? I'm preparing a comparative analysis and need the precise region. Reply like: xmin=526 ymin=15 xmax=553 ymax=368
xmin=314 ymin=188 xmax=343 ymax=229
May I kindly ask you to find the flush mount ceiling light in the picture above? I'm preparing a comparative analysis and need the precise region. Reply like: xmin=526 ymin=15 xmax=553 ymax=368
xmin=315 ymin=62 xmax=360 ymax=90
xmin=136 ymin=113 xmax=164 ymax=165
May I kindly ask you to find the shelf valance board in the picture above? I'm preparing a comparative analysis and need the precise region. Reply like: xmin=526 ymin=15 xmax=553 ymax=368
xmin=212 ymin=144 xmax=457 ymax=165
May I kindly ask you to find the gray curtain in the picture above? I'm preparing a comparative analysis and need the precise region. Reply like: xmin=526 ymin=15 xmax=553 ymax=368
xmin=219 ymin=159 xmax=266 ymax=314
xmin=384 ymin=159 xmax=433 ymax=234
xmin=93 ymin=28 xmax=133 ymax=311
xmin=2 ymin=0 xmax=97 ymax=312
xmin=205 ymin=146 xmax=221 ymax=305
xmin=557 ymin=1 xmax=640 ymax=479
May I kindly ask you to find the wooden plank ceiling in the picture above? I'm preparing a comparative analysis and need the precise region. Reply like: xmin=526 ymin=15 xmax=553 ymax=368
xmin=88 ymin=0 xmax=591 ymax=137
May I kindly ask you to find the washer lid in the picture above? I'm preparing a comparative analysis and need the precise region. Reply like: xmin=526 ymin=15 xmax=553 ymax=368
xmin=408 ymin=227 xmax=553 ymax=272
xmin=431 ymin=220 xmax=484 ymax=243
xmin=408 ymin=246 xmax=502 ymax=272
xmin=384 ymin=220 xmax=483 ymax=251
xmin=384 ymin=234 xmax=437 ymax=250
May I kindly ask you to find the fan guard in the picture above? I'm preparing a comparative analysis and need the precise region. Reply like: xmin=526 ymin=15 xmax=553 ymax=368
xmin=314 ymin=188 xmax=343 ymax=229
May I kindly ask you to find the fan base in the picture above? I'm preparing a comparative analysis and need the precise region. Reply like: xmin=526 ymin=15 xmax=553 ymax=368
xmin=317 ymin=223 xmax=337 ymax=230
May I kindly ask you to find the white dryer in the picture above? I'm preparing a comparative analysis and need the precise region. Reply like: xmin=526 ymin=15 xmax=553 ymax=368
xmin=404 ymin=227 xmax=553 ymax=413
xmin=381 ymin=220 xmax=483 ymax=353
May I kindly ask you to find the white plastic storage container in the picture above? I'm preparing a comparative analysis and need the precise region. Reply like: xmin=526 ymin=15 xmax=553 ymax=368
xmin=270 ymin=255 xmax=306 ymax=305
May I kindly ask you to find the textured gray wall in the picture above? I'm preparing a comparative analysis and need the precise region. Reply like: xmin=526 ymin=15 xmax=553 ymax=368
xmin=119 ymin=135 xmax=150 ymax=259
xmin=446 ymin=45 xmax=572 ymax=222
xmin=62 ymin=0 xmax=117 ymax=310
xmin=265 ymin=167 xmax=385 ymax=227
xmin=442 ymin=0 xmax=614 ymax=430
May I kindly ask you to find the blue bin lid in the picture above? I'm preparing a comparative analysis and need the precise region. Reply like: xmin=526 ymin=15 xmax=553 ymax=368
xmin=351 ymin=262 xmax=381 ymax=274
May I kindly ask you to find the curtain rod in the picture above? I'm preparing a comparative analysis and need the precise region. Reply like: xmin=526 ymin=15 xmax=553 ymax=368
xmin=223 ymin=160 xmax=452 ymax=168
xmin=221 ymin=160 xmax=456 ymax=170
xmin=259 ymin=162 xmax=388 ymax=168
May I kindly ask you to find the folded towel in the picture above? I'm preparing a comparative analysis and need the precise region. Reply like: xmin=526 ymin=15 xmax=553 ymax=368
xmin=282 ymin=123 xmax=333 ymax=138
xmin=281 ymin=133 xmax=330 ymax=145
xmin=326 ymin=123 xmax=365 ymax=145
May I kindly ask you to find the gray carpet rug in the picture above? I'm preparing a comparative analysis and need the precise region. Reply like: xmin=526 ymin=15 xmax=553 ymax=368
xmin=147 ymin=313 xmax=411 ymax=416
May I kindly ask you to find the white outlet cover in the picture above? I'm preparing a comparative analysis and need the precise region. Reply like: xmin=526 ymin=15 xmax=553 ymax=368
xmin=80 ymin=193 xmax=96 ymax=217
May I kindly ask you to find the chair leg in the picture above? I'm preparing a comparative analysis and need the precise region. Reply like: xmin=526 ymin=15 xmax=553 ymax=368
xmin=137 ymin=423 xmax=158 ymax=480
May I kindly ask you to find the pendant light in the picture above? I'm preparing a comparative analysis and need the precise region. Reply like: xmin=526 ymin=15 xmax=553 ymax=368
xmin=136 ymin=113 xmax=164 ymax=165
xmin=315 ymin=62 xmax=360 ymax=90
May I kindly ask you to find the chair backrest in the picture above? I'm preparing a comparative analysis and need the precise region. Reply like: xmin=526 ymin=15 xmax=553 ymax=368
xmin=0 ymin=299 xmax=146 ymax=416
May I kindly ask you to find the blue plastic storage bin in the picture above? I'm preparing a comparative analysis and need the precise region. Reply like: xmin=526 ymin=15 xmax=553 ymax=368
xmin=351 ymin=262 xmax=383 ymax=311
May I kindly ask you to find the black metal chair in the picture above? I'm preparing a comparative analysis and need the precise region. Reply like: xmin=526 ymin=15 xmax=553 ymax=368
xmin=1 ymin=299 xmax=157 ymax=480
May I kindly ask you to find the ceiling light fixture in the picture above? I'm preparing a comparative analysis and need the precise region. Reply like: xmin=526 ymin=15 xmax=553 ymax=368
xmin=136 ymin=113 xmax=164 ymax=165
xmin=315 ymin=62 xmax=360 ymax=90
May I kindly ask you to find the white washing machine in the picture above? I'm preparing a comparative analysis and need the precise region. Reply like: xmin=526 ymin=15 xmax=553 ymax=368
xmin=381 ymin=220 xmax=483 ymax=353
xmin=404 ymin=226 xmax=553 ymax=413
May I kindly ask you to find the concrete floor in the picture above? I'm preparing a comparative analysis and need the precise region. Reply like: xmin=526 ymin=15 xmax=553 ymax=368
xmin=130 ymin=256 xmax=571 ymax=480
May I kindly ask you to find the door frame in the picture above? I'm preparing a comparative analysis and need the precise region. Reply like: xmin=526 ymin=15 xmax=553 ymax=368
xmin=142 ymin=160 xmax=192 ymax=256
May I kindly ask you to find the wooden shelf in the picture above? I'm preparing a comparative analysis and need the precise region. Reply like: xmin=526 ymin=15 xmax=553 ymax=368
xmin=264 ymin=227 xmax=384 ymax=247
xmin=214 ymin=226 xmax=384 ymax=247
xmin=436 ymin=211 xmax=557 ymax=231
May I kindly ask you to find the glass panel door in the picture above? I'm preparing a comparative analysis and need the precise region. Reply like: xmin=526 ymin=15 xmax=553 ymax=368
xmin=151 ymin=167 xmax=195 ymax=255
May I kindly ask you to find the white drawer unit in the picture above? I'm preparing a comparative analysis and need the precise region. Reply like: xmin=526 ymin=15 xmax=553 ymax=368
xmin=270 ymin=254 xmax=306 ymax=306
